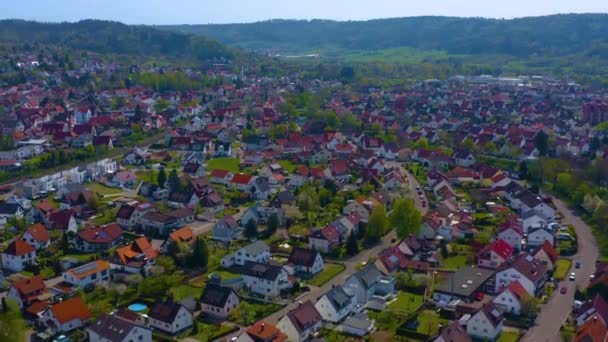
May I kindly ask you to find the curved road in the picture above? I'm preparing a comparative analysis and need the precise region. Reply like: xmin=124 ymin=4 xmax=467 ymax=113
xmin=522 ymin=197 xmax=599 ymax=342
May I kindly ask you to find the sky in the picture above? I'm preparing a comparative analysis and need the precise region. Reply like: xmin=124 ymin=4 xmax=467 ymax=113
xmin=1 ymin=0 xmax=607 ymax=25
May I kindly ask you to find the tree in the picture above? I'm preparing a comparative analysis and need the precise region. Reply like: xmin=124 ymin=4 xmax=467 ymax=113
xmin=346 ymin=232 xmax=359 ymax=256
xmin=266 ymin=214 xmax=279 ymax=236
xmin=297 ymin=184 xmax=320 ymax=221
xmin=340 ymin=66 xmax=356 ymax=83
xmin=519 ymin=161 xmax=528 ymax=179
xmin=366 ymin=205 xmax=389 ymax=243
xmin=244 ymin=219 xmax=258 ymax=239
xmin=460 ymin=137 xmax=475 ymax=151
xmin=157 ymin=167 xmax=167 ymax=188
xmin=414 ymin=137 xmax=429 ymax=149
xmin=189 ymin=237 xmax=209 ymax=270
xmin=520 ymin=295 xmax=539 ymax=320
xmin=419 ymin=310 xmax=440 ymax=336
xmin=168 ymin=169 xmax=181 ymax=192
xmin=0 ymin=299 xmax=26 ymax=342
xmin=156 ymin=255 xmax=177 ymax=274
xmin=389 ymin=198 xmax=422 ymax=239
xmin=535 ymin=131 xmax=549 ymax=156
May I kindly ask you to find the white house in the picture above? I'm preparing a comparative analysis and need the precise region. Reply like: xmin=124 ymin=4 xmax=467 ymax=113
xmin=477 ymin=239 xmax=513 ymax=270
xmin=286 ymin=248 xmax=324 ymax=276
xmin=466 ymin=304 xmax=504 ymax=341
xmin=1 ymin=240 xmax=36 ymax=272
xmin=495 ymin=254 xmax=547 ymax=296
xmin=315 ymin=285 xmax=355 ymax=323
xmin=497 ymin=220 xmax=524 ymax=251
xmin=220 ymin=240 xmax=270 ymax=268
xmin=62 ymin=260 xmax=111 ymax=288
xmin=41 ymin=296 xmax=91 ymax=332
xmin=7 ymin=275 xmax=48 ymax=309
xmin=308 ymin=225 xmax=340 ymax=253
xmin=87 ymin=314 xmax=153 ymax=342
xmin=200 ymin=284 xmax=239 ymax=320
xmin=20 ymin=223 xmax=50 ymax=250
xmin=522 ymin=210 xmax=547 ymax=233
xmin=512 ymin=192 xmax=555 ymax=221
xmin=527 ymin=227 xmax=554 ymax=248
xmin=492 ymin=281 xmax=528 ymax=315
xmin=277 ymin=300 xmax=322 ymax=342
xmin=240 ymin=261 xmax=291 ymax=297
xmin=342 ymin=201 xmax=371 ymax=223
xmin=147 ymin=301 xmax=193 ymax=335
xmin=344 ymin=264 xmax=395 ymax=305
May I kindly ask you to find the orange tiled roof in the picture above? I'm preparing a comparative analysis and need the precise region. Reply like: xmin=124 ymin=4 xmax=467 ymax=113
xmin=169 ymin=226 xmax=194 ymax=244
xmin=48 ymin=297 xmax=91 ymax=324
xmin=25 ymin=223 xmax=50 ymax=243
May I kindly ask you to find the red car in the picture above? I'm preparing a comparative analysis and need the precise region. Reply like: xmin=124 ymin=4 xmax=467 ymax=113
xmin=422 ymin=201 xmax=427 ymax=208
xmin=560 ymin=286 xmax=568 ymax=294
xmin=474 ymin=291 xmax=484 ymax=301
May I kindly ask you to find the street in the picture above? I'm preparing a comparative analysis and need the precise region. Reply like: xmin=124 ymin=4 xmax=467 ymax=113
xmin=522 ymin=197 xmax=599 ymax=342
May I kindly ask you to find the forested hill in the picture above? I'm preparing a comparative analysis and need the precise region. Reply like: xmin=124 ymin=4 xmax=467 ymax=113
xmin=161 ymin=14 xmax=608 ymax=57
xmin=0 ymin=19 xmax=234 ymax=61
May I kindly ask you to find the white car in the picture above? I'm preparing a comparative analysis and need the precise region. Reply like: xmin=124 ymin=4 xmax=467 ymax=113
xmin=569 ymin=272 xmax=576 ymax=281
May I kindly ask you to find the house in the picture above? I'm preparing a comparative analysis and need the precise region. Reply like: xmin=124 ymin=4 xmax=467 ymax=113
xmin=41 ymin=296 xmax=91 ymax=332
xmin=75 ymin=224 xmax=123 ymax=252
xmin=48 ymin=210 xmax=78 ymax=232
xmin=231 ymin=173 xmax=254 ymax=191
xmin=433 ymin=321 xmax=471 ymax=342
xmin=492 ymin=281 xmax=529 ymax=315
xmin=210 ymin=169 xmax=233 ymax=186
xmin=114 ymin=237 xmax=159 ymax=274
xmin=7 ymin=275 xmax=49 ymax=310
xmin=168 ymin=191 xmax=199 ymax=207
xmin=141 ymin=211 xmax=177 ymax=235
xmin=527 ymin=226 xmax=554 ymax=248
xmin=116 ymin=202 xmax=152 ymax=230
xmin=314 ymin=285 xmax=355 ymax=323
xmin=220 ymin=240 xmax=270 ymax=268
xmin=522 ymin=210 xmax=547 ymax=233
xmin=147 ymin=300 xmax=193 ymax=335
xmin=466 ymin=303 xmax=504 ymax=341
xmin=21 ymin=223 xmax=50 ymax=250
xmin=167 ymin=226 xmax=194 ymax=246
xmin=495 ymin=254 xmax=547 ymax=296
xmin=1 ymin=240 xmax=36 ymax=272
xmin=342 ymin=200 xmax=371 ymax=223
xmin=477 ymin=239 xmax=513 ymax=270
xmin=87 ymin=314 xmax=153 ymax=342
xmin=182 ymin=162 xmax=205 ymax=178
xmin=307 ymin=225 xmax=340 ymax=253
xmin=277 ymin=300 xmax=322 ymax=342
xmin=240 ymin=261 xmax=291 ymax=297
xmin=344 ymin=264 xmax=395 ymax=305
xmin=92 ymin=135 xmax=113 ymax=149
xmin=212 ymin=215 xmax=241 ymax=242
xmin=497 ymin=218 xmax=524 ymax=251
xmin=252 ymin=177 xmax=272 ymax=200
xmin=574 ymin=314 xmax=608 ymax=342
xmin=62 ymin=260 xmax=111 ymax=288
xmin=0 ymin=202 xmax=24 ymax=219
xmin=453 ymin=150 xmax=476 ymax=167
xmin=532 ymin=241 xmax=558 ymax=271
xmin=200 ymin=283 xmax=240 ymax=320
xmin=575 ymin=294 xmax=608 ymax=327
xmin=433 ymin=266 xmax=495 ymax=306
xmin=112 ymin=171 xmax=138 ymax=188
xmin=236 ymin=321 xmax=287 ymax=342
xmin=512 ymin=192 xmax=555 ymax=221
xmin=341 ymin=312 xmax=375 ymax=337
xmin=286 ymin=248 xmax=324 ymax=276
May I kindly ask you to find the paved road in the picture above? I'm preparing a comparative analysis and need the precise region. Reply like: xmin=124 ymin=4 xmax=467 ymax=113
xmin=258 ymin=167 xmax=428 ymax=326
xmin=522 ymin=197 xmax=599 ymax=342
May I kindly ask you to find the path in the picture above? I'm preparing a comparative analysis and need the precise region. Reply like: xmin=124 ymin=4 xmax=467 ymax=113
xmin=522 ymin=197 xmax=599 ymax=342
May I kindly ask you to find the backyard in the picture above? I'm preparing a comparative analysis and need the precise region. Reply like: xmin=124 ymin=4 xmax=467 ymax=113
xmin=497 ymin=331 xmax=522 ymax=342
xmin=86 ymin=182 xmax=123 ymax=196
xmin=308 ymin=263 xmax=346 ymax=286
xmin=207 ymin=157 xmax=241 ymax=173
xmin=386 ymin=291 xmax=424 ymax=315
xmin=189 ymin=321 xmax=236 ymax=341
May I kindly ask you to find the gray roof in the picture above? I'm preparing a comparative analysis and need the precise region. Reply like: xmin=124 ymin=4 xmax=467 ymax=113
xmin=87 ymin=314 xmax=150 ymax=340
xmin=254 ymin=177 xmax=271 ymax=193
xmin=342 ymin=313 xmax=373 ymax=331
xmin=242 ymin=240 xmax=270 ymax=256
xmin=435 ymin=266 xmax=495 ymax=298
xmin=240 ymin=261 xmax=284 ymax=281
xmin=353 ymin=264 xmax=383 ymax=289
xmin=324 ymin=285 xmax=353 ymax=312
xmin=522 ymin=209 xmax=544 ymax=220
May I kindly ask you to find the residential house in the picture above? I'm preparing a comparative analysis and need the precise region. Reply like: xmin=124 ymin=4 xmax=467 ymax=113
xmin=212 ymin=215 xmax=241 ymax=242
xmin=62 ymin=260 xmax=111 ymax=288
xmin=286 ymin=248 xmax=324 ymax=277
xmin=1 ymin=240 xmax=36 ymax=272
xmin=182 ymin=163 xmax=205 ymax=178
xmin=167 ymin=226 xmax=194 ymax=246
xmin=21 ymin=223 xmax=50 ymax=250
xmin=231 ymin=173 xmax=255 ymax=192
xmin=477 ymin=239 xmax=513 ymax=270
xmin=7 ymin=275 xmax=49 ymax=309
xmin=453 ymin=150 xmax=476 ymax=167
xmin=527 ymin=226 xmax=554 ymax=249
xmin=342 ymin=200 xmax=371 ymax=223
xmin=75 ymin=224 xmax=123 ymax=252
xmin=240 ymin=261 xmax=291 ymax=297
xmin=0 ymin=202 xmax=24 ymax=219
xmin=200 ymin=284 xmax=239 ymax=320
xmin=575 ymin=294 xmax=608 ymax=327
xmin=574 ymin=314 xmax=608 ymax=342
xmin=308 ymin=225 xmax=340 ymax=253
xmin=40 ymin=296 xmax=91 ymax=332
xmin=341 ymin=312 xmax=374 ymax=337
xmin=277 ymin=300 xmax=322 ymax=342
xmin=532 ymin=241 xmax=559 ymax=271
xmin=113 ymin=237 xmax=159 ymax=274
xmin=252 ymin=177 xmax=272 ymax=200
xmin=492 ymin=281 xmax=529 ymax=315
xmin=495 ymin=254 xmax=547 ymax=296
xmin=522 ymin=210 xmax=547 ymax=233
xmin=111 ymin=171 xmax=138 ymax=188
xmin=466 ymin=303 xmax=504 ymax=341
xmin=116 ymin=202 xmax=153 ymax=230
xmin=48 ymin=210 xmax=78 ymax=232
xmin=433 ymin=321 xmax=471 ymax=342
xmin=168 ymin=191 xmax=199 ymax=207
xmin=344 ymin=264 xmax=395 ymax=305
xmin=221 ymin=240 xmax=270 ymax=268
xmin=433 ymin=266 xmax=495 ymax=306
xmin=236 ymin=321 xmax=287 ymax=342
xmin=511 ymin=191 xmax=555 ymax=221
xmin=210 ymin=169 xmax=233 ymax=186
xmin=87 ymin=314 xmax=153 ymax=342
xmin=497 ymin=218 xmax=524 ymax=251
xmin=314 ymin=285 xmax=355 ymax=323
xmin=147 ymin=300 xmax=193 ymax=335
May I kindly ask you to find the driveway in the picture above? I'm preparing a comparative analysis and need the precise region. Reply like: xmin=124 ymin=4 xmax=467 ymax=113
xmin=522 ymin=197 xmax=599 ymax=342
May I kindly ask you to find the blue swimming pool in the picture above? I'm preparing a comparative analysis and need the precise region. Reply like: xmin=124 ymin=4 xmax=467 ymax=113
xmin=128 ymin=303 xmax=147 ymax=312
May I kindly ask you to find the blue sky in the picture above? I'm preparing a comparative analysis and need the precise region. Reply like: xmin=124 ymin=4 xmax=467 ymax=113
xmin=1 ymin=0 xmax=607 ymax=24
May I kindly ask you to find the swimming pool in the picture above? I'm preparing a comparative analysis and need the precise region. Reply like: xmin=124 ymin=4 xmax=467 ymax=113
xmin=128 ymin=303 xmax=147 ymax=312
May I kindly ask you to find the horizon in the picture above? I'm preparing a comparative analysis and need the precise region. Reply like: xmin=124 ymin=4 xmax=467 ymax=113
xmin=0 ymin=0 xmax=607 ymax=25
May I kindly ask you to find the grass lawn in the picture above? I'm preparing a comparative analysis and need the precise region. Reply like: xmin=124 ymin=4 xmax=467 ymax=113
xmin=229 ymin=299 xmax=284 ymax=326
xmin=136 ymin=170 xmax=157 ymax=185
xmin=554 ymin=259 xmax=572 ymax=280
xmin=416 ymin=310 xmax=448 ymax=336
xmin=169 ymin=284 xmax=203 ymax=301
xmin=386 ymin=292 xmax=424 ymax=315
xmin=212 ymin=270 xmax=241 ymax=281
xmin=207 ymin=158 xmax=240 ymax=173
xmin=289 ymin=224 xmax=311 ymax=237
xmin=277 ymin=159 xmax=297 ymax=173
xmin=497 ymin=331 xmax=521 ymax=342
xmin=308 ymin=263 xmax=346 ymax=286
xmin=86 ymin=182 xmax=122 ymax=195
xmin=62 ymin=253 xmax=97 ymax=263
xmin=441 ymin=255 xmax=468 ymax=270
xmin=190 ymin=322 xmax=235 ymax=341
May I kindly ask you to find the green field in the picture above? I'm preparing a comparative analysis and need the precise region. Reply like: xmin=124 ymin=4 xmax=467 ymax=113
xmin=207 ymin=158 xmax=240 ymax=173
xmin=308 ymin=263 xmax=346 ymax=286
xmin=190 ymin=322 xmax=236 ymax=341
xmin=169 ymin=284 xmax=203 ymax=301
xmin=86 ymin=182 xmax=123 ymax=195
xmin=553 ymin=259 xmax=572 ymax=280
xmin=441 ymin=255 xmax=469 ymax=270
xmin=386 ymin=292 xmax=424 ymax=315
xmin=277 ymin=159 xmax=297 ymax=173
xmin=497 ymin=331 xmax=521 ymax=342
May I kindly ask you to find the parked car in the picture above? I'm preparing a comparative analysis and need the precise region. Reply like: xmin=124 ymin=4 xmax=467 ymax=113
xmin=569 ymin=272 xmax=576 ymax=281
xmin=575 ymin=261 xmax=581 ymax=269
xmin=560 ymin=286 xmax=568 ymax=294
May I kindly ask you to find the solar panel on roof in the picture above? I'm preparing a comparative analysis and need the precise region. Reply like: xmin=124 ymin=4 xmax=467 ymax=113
xmin=72 ymin=262 xmax=98 ymax=276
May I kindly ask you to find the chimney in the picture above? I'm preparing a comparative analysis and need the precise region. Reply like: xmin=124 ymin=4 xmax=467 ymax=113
xmin=261 ymin=322 xmax=265 ymax=332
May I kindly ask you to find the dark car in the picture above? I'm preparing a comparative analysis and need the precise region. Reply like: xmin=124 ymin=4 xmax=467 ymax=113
xmin=575 ymin=261 xmax=581 ymax=269
xmin=560 ymin=286 xmax=568 ymax=294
